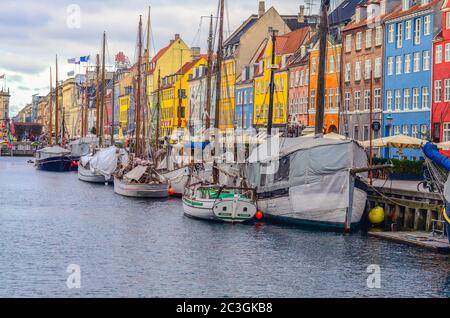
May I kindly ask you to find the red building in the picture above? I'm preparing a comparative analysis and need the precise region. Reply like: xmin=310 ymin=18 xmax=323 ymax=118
xmin=432 ymin=0 xmax=450 ymax=143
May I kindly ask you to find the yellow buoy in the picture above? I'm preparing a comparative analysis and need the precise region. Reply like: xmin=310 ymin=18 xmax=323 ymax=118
xmin=369 ymin=206 xmax=385 ymax=225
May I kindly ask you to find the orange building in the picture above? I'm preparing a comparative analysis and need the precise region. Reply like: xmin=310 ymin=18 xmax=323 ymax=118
xmin=308 ymin=37 xmax=341 ymax=133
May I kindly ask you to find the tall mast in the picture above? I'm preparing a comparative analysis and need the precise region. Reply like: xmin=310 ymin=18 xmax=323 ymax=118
xmin=314 ymin=0 xmax=330 ymax=136
xmin=135 ymin=15 xmax=143 ymax=158
xmin=146 ymin=6 xmax=151 ymax=63
xmin=49 ymin=67 xmax=53 ymax=146
xmin=95 ymin=54 xmax=100 ymax=137
xmin=99 ymin=32 xmax=106 ymax=145
xmin=111 ymin=74 xmax=115 ymax=145
xmin=55 ymin=55 xmax=59 ymax=146
xmin=213 ymin=0 xmax=225 ymax=184
xmin=84 ymin=67 xmax=88 ymax=137
xmin=156 ymin=69 xmax=161 ymax=147
xmin=267 ymin=28 xmax=277 ymax=136
xmin=369 ymin=70 xmax=373 ymax=185
xmin=205 ymin=14 xmax=214 ymax=130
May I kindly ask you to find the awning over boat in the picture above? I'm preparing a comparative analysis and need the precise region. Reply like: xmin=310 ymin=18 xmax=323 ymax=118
xmin=184 ymin=141 xmax=210 ymax=149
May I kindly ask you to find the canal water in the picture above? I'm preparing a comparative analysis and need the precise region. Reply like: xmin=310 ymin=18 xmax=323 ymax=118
xmin=0 ymin=157 xmax=449 ymax=298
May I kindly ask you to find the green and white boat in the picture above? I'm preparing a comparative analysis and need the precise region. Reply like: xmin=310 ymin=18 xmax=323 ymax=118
xmin=182 ymin=183 xmax=257 ymax=223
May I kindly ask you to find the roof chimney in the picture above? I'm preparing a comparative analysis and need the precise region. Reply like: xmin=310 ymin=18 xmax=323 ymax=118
xmin=190 ymin=47 xmax=201 ymax=61
xmin=355 ymin=5 xmax=362 ymax=23
xmin=258 ymin=1 xmax=265 ymax=18
xmin=380 ymin=0 xmax=386 ymax=15
xmin=174 ymin=34 xmax=180 ymax=41
xmin=298 ymin=5 xmax=305 ymax=23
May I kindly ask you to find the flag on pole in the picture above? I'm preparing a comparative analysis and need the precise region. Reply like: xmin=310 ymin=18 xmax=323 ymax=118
xmin=0 ymin=74 xmax=5 ymax=79
xmin=67 ymin=70 xmax=75 ymax=77
xmin=79 ymin=55 xmax=90 ymax=62
xmin=67 ymin=57 xmax=80 ymax=64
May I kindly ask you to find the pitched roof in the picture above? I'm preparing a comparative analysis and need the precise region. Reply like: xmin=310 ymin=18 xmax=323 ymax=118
xmin=225 ymin=15 xmax=258 ymax=46
xmin=384 ymin=0 xmax=438 ymax=21
xmin=328 ymin=0 xmax=368 ymax=26
xmin=343 ymin=3 xmax=401 ymax=32
xmin=275 ymin=27 xmax=312 ymax=55
xmin=177 ymin=55 xmax=208 ymax=75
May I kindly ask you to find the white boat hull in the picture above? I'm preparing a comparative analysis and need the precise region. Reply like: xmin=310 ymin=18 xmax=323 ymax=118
xmin=78 ymin=165 xmax=111 ymax=183
xmin=183 ymin=196 xmax=257 ymax=223
xmin=161 ymin=167 xmax=189 ymax=196
xmin=113 ymin=176 xmax=169 ymax=198
xmin=257 ymin=187 xmax=367 ymax=231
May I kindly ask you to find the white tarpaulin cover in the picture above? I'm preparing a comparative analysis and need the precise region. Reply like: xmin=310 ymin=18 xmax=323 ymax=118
xmin=36 ymin=146 xmax=71 ymax=160
xmin=247 ymin=137 xmax=367 ymax=191
xmin=89 ymin=146 xmax=118 ymax=179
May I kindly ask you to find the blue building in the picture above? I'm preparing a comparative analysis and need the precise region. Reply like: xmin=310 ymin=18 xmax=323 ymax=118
xmin=234 ymin=65 xmax=256 ymax=130
xmin=382 ymin=0 xmax=440 ymax=160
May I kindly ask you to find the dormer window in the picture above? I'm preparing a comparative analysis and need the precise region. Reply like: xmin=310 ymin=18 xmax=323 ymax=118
xmin=402 ymin=0 xmax=410 ymax=11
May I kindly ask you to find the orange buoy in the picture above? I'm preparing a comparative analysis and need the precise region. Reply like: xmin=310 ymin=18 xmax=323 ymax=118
xmin=255 ymin=211 xmax=263 ymax=220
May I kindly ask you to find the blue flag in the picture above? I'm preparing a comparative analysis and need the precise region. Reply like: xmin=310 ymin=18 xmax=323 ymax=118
xmin=80 ymin=55 xmax=90 ymax=62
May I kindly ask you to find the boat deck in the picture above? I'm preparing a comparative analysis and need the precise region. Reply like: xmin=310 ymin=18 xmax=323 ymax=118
xmin=368 ymin=230 xmax=450 ymax=254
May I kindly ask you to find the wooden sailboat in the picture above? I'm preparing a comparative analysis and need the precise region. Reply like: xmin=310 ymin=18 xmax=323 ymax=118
xmin=182 ymin=0 xmax=257 ymax=223
xmin=36 ymin=56 xmax=79 ymax=172
xmin=78 ymin=32 xmax=117 ymax=183
xmin=113 ymin=15 xmax=168 ymax=198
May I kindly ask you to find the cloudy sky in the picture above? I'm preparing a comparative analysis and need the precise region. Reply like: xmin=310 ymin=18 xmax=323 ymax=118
xmin=0 ymin=0 xmax=315 ymax=117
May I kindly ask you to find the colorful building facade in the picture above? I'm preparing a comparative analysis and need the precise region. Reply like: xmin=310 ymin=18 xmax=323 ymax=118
xmin=432 ymin=0 xmax=450 ymax=142
xmin=383 ymin=0 xmax=440 ymax=159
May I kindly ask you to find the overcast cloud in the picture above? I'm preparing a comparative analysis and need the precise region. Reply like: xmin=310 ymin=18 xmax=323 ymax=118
xmin=0 ymin=0 xmax=313 ymax=116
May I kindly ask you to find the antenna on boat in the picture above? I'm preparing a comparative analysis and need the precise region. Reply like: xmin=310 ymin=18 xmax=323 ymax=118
xmin=49 ymin=67 xmax=53 ymax=146
xmin=55 ymin=55 xmax=59 ymax=146
xmin=99 ymin=31 xmax=107 ymax=146
xmin=95 ymin=53 xmax=100 ymax=138
xmin=314 ymin=0 xmax=330 ymax=137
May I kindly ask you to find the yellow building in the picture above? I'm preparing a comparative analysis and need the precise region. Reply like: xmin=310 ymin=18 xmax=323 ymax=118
xmin=160 ymin=56 xmax=207 ymax=136
xmin=62 ymin=78 xmax=82 ymax=138
xmin=253 ymin=28 xmax=313 ymax=128
xmin=218 ymin=59 xmax=236 ymax=129
xmin=147 ymin=35 xmax=193 ymax=137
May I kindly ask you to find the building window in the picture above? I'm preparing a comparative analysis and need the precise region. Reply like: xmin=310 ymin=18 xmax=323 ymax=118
xmin=413 ymin=52 xmax=420 ymax=72
xmin=328 ymin=88 xmax=333 ymax=108
xmin=444 ymin=123 xmax=450 ymax=142
xmin=365 ymin=59 xmax=372 ymax=79
xmin=412 ymin=125 xmax=418 ymax=138
xmin=394 ymin=125 xmax=400 ymax=135
xmin=374 ymin=57 xmax=382 ymax=78
xmin=336 ymin=55 xmax=341 ymax=72
xmin=395 ymin=90 xmax=401 ymax=110
xmin=447 ymin=12 xmax=450 ymax=30
xmin=423 ymin=50 xmax=430 ymax=71
xmin=344 ymin=92 xmax=351 ymax=111
xmin=445 ymin=79 xmax=450 ymax=102
xmin=436 ymin=45 xmax=443 ymax=64
xmin=446 ymin=43 xmax=450 ymax=62
xmin=387 ymin=90 xmax=393 ymax=111
xmin=420 ymin=124 xmax=428 ymax=140
xmin=403 ymin=124 xmax=409 ymax=136
xmin=424 ymin=15 xmax=431 ymax=36
xmin=345 ymin=63 xmax=351 ymax=82
xmin=354 ymin=125 xmax=359 ymax=140
xmin=374 ymin=88 xmax=381 ymax=109
xmin=387 ymin=57 xmax=394 ymax=75
xmin=435 ymin=80 xmax=442 ymax=102
xmin=422 ymin=87 xmax=429 ymax=109
xmin=299 ymin=71 xmax=304 ymax=86
xmin=336 ymin=88 xmax=340 ymax=108
xmin=404 ymin=88 xmax=410 ymax=110
xmin=355 ymin=61 xmax=361 ymax=81
xmin=329 ymin=56 xmax=335 ymax=73
xmin=404 ymin=54 xmax=411 ymax=73
xmin=364 ymin=90 xmax=371 ymax=110
xmin=366 ymin=29 xmax=372 ymax=49
xmin=414 ymin=18 xmax=421 ymax=45
xmin=310 ymin=90 xmax=315 ymax=110
xmin=375 ymin=26 xmax=382 ymax=46
xmin=312 ymin=58 xmax=317 ymax=74
xmin=405 ymin=20 xmax=412 ymax=40
xmin=345 ymin=34 xmax=352 ymax=53
xmin=412 ymin=87 xmax=419 ymax=109
xmin=388 ymin=24 xmax=394 ymax=43
xmin=395 ymin=56 xmax=402 ymax=74
xmin=354 ymin=91 xmax=361 ymax=110
xmin=363 ymin=125 xmax=369 ymax=141
xmin=356 ymin=32 xmax=362 ymax=50
xmin=396 ymin=23 xmax=403 ymax=48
